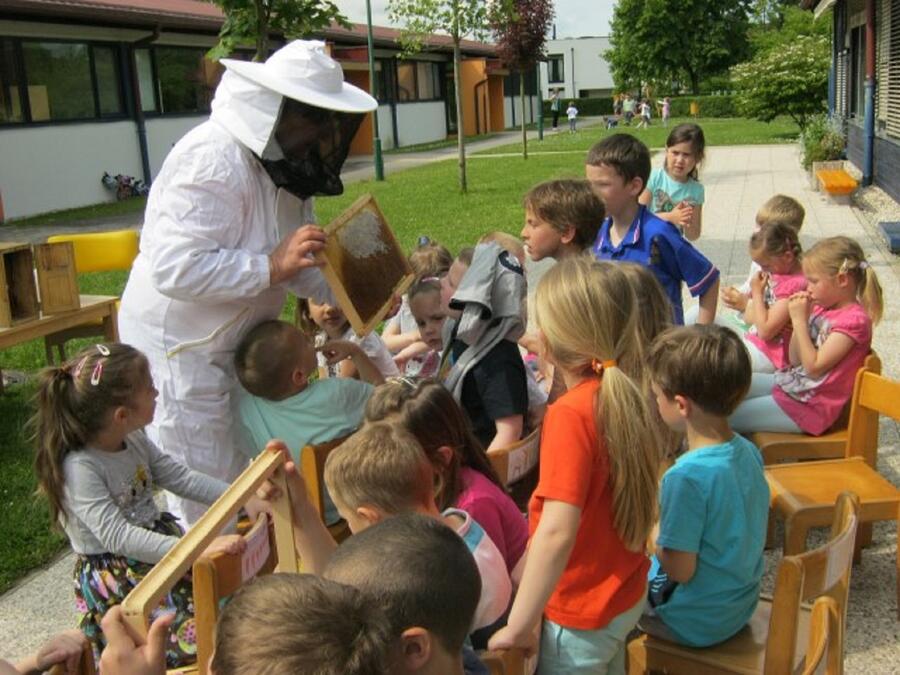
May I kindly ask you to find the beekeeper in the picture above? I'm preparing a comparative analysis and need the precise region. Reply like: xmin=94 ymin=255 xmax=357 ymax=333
xmin=118 ymin=40 xmax=376 ymax=524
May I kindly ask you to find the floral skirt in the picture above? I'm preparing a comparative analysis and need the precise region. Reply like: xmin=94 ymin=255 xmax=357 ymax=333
xmin=73 ymin=513 xmax=197 ymax=669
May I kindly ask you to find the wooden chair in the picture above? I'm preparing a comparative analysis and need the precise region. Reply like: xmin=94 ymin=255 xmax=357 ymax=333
xmin=480 ymin=647 xmax=529 ymax=675
xmin=765 ymin=366 xmax=900 ymax=616
xmin=799 ymin=596 xmax=842 ymax=675
xmin=119 ymin=448 xmax=298 ymax=672
xmin=299 ymin=435 xmax=352 ymax=543
xmin=626 ymin=491 xmax=859 ymax=675
xmin=488 ymin=426 xmax=541 ymax=487
xmin=191 ymin=514 xmax=279 ymax=675
xmin=749 ymin=352 xmax=881 ymax=466
xmin=44 ymin=229 xmax=139 ymax=362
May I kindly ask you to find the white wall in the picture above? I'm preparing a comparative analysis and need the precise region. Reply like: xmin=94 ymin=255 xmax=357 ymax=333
xmin=504 ymin=95 xmax=540 ymax=128
xmin=394 ymin=101 xmax=446 ymax=147
xmin=145 ymin=116 xmax=206 ymax=176
xmin=0 ymin=121 xmax=143 ymax=220
xmin=540 ymin=36 xmax=614 ymax=99
xmin=376 ymin=105 xmax=395 ymax=151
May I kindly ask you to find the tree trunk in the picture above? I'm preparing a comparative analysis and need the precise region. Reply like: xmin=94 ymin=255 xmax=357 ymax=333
xmin=520 ymin=72 xmax=528 ymax=160
xmin=688 ymin=69 xmax=700 ymax=96
xmin=254 ymin=0 xmax=268 ymax=61
xmin=453 ymin=41 xmax=467 ymax=193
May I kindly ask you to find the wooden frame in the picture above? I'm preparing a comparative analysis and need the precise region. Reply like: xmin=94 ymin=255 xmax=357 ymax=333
xmin=0 ymin=242 xmax=39 ymax=327
xmin=120 ymin=448 xmax=297 ymax=637
xmin=34 ymin=242 xmax=81 ymax=314
xmin=315 ymin=193 xmax=413 ymax=336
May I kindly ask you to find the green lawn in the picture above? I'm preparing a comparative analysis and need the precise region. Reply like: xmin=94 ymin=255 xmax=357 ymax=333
xmin=0 ymin=115 xmax=798 ymax=590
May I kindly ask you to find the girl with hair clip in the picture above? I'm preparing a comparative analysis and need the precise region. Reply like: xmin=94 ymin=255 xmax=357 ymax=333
xmin=30 ymin=343 xmax=258 ymax=667
xmin=640 ymin=123 xmax=706 ymax=240
xmin=488 ymin=258 xmax=660 ymax=673
xmin=364 ymin=378 xmax=528 ymax=573
xmin=731 ymin=236 xmax=883 ymax=436
xmin=741 ymin=223 xmax=806 ymax=373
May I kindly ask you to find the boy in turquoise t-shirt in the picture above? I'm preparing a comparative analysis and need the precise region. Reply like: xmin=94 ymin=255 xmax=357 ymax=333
xmin=643 ymin=325 xmax=769 ymax=647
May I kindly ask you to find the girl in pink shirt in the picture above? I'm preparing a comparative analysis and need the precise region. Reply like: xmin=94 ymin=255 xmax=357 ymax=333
xmin=364 ymin=378 xmax=528 ymax=572
xmin=743 ymin=223 xmax=807 ymax=373
xmin=731 ymin=236 xmax=883 ymax=436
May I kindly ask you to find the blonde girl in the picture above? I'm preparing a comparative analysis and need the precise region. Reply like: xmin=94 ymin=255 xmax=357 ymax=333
xmin=640 ymin=123 xmax=706 ymax=240
xmin=30 ymin=343 xmax=250 ymax=667
xmin=297 ymin=298 xmax=399 ymax=379
xmin=731 ymin=236 xmax=882 ymax=436
xmin=365 ymin=378 xmax=528 ymax=573
xmin=742 ymin=223 xmax=806 ymax=373
xmin=403 ymin=277 xmax=446 ymax=378
xmin=488 ymin=258 xmax=659 ymax=673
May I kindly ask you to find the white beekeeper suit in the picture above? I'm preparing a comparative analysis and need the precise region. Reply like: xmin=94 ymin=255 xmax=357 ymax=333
xmin=118 ymin=41 xmax=376 ymax=523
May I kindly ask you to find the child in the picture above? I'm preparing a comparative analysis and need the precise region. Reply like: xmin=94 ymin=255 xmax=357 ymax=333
xmin=234 ymin=319 xmax=382 ymax=461
xmin=298 ymin=297 xmax=399 ymax=379
xmin=325 ymin=514 xmax=484 ymax=675
xmin=324 ymin=423 xmax=512 ymax=638
xmin=661 ymin=96 xmax=671 ymax=127
xmin=587 ymin=133 xmax=720 ymax=325
xmin=721 ymin=194 xmax=806 ymax=321
xmin=384 ymin=238 xmax=453 ymax=374
xmin=639 ymin=123 xmax=706 ymax=240
xmin=30 ymin=343 xmax=253 ymax=667
xmin=636 ymin=100 xmax=651 ymax=129
xmin=405 ymin=278 xmax=447 ymax=378
xmin=365 ymin=378 xmax=528 ymax=573
xmin=643 ymin=325 xmax=769 ymax=647
xmin=566 ymin=101 xmax=578 ymax=132
xmin=441 ymin=242 xmax=529 ymax=450
xmin=742 ymin=223 xmax=806 ymax=373
xmin=98 ymin=574 xmax=392 ymax=675
xmin=731 ymin=236 xmax=883 ymax=436
xmin=488 ymin=257 xmax=660 ymax=673
xmin=520 ymin=179 xmax=604 ymax=262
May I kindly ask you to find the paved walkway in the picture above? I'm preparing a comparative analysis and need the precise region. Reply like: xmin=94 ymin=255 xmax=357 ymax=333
xmin=2 ymin=142 xmax=899 ymax=672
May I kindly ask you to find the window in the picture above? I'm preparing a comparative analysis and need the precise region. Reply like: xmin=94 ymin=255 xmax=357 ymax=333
xmin=396 ymin=60 xmax=442 ymax=102
xmin=93 ymin=46 xmax=123 ymax=116
xmin=155 ymin=47 xmax=222 ymax=114
xmin=397 ymin=61 xmax=416 ymax=101
xmin=503 ymin=70 xmax=538 ymax=96
xmin=0 ymin=39 xmax=23 ymax=123
xmin=548 ymin=54 xmax=564 ymax=84
xmin=135 ymin=48 xmax=157 ymax=112
xmin=850 ymin=25 xmax=865 ymax=118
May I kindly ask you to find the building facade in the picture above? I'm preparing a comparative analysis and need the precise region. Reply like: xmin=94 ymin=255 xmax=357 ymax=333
xmin=538 ymin=36 xmax=614 ymax=100
xmin=0 ymin=0 xmax=508 ymax=220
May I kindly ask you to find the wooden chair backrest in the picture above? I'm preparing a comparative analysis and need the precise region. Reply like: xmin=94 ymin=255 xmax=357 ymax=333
xmin=299 ymin=435 xmax=350 ymax=519
xmin=47 ymin=229 xmax=139 ymax=273
xmin=192 ymin=514 xmax=279 ymax=675
xmin=846 ymin=364 xmax=899 ymax=466
xmin=487 ymin=426 xmax=541 ymax=486
xmin=480 ymin=647 xmax=527 ymax=675
xmin=120 ymin=448 xmax=297 ymax=638
xmin=799 ymin=596 xmax=842 ymax=675
xmin=763 ymin=491 xmax=859 ymax=673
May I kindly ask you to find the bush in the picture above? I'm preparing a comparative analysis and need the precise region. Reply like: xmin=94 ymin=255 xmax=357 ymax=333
xmin=542 ymin=96 xmax=613 ymax=117
xmin=666 ymin=95 xmax=736 ymax=118
xmin=798 ymin=114 xmax=845 ymax=170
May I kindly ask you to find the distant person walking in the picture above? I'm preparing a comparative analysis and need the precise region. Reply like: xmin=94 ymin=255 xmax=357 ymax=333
xmin=567 ymin=101 xmax=579 ymax=133
xmin=623 ymin=94 xmax=635 ymax=125
xmin=661 ymin=96 xmax=671 ymax=127
xmin=550 ymin=88 xmax=562 ymax=130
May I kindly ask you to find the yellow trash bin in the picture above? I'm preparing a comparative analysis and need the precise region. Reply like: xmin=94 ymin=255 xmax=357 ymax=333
xmin=690 ymin=101 xmax=700 ymax=118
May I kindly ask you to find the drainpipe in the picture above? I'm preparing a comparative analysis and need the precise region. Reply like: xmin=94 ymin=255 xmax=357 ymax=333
xmin=129 ymin=26 xmax=160 ymax=185
xmin=863 ymin=0 xmax=875 ymax=186
xmin=570 ymin=47 xmax=575 ymax=99
xmin=474 ymin=78 xmax=488 ymax=134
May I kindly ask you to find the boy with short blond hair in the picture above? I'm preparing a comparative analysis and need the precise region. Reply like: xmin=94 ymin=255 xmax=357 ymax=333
xmin=586 ymin=134 xmax=720 ymax=325
xmin=521 ymin=179 xmax=604 ymax=261
xmin=643 ymin=325 xmax=769 ymax=647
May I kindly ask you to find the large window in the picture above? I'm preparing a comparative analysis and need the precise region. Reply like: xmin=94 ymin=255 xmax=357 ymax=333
xmin=0 ymin=38 xmax=124 ymax=124
xmin=154 ymin=47 xmax=222 ymax=114
xmin=547 ymin=54 xmax=564 ymax=84
xmin=396 ymin=60 xmax=443 ymax=102
xmin=850 ymin=25 xmax=865 ymax=118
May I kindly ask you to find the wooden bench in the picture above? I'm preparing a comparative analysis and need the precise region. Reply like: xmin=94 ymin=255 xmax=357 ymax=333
xmin=815 ymin=168 xmax=858 ymax=196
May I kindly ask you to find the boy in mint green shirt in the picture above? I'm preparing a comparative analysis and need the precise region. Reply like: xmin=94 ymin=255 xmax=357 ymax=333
xmin=643 ymin=324 xmax=769 ymax=647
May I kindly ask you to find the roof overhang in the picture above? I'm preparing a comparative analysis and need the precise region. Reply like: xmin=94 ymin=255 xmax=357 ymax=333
xmin=813 ymin=0 xmax=837 ymax=20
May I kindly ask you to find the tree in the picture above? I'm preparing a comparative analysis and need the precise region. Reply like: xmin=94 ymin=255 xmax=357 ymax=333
xmin=606 ymin=0 xmax=753 ymax=95
xmin=208 ymin=0 xmax=347 ymax=62
xmin=749 ymin=4 xmax=831 ymax=56
xmin=731 ymin=34 xmax=829 ymax=130
xmin=492 ymin=0 xmax=554 ymax=160
xmin=389 ymin=0 xmax=512 ymax=193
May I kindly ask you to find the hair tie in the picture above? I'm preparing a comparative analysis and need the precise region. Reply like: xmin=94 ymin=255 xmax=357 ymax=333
xmin=591 ymin=358 xmax=617 ymax=376
xmin=859 ymin=261 xmax=869 ymax=270
xmin=419 ymin=276 xmax=441 ymax=284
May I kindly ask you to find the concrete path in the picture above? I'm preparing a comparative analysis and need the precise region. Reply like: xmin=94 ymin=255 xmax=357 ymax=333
xmin=2 ymin=142 xmax=899 ymax=672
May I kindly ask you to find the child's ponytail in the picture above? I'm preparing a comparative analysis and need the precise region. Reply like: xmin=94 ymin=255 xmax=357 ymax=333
xmin=29 ymin=343 xmax=149 ymax=527
xmin=535 ymin=258 xmax=659 ymax=552
xmin=858 ymin=262 xmax=884 ymax=325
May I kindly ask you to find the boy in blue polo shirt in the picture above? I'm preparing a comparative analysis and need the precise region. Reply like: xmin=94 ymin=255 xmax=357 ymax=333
xmin=585 ymin=134 xmax=719 ymax=324
xmin=642 ymin=325 xmax=769 ymax=647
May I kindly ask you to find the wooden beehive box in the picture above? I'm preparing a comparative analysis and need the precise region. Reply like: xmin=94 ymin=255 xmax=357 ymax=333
xmin=316 ymin=194 xmax=413 ymax=336
xmin=0 ymin=243 xmax=39 ymax=328
xmin=34 ymin=242 xmax=80 ymax=314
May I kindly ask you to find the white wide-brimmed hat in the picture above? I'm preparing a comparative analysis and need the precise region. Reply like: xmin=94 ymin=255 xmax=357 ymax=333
xmin=221 ymin=40 xmax=377 ymax=113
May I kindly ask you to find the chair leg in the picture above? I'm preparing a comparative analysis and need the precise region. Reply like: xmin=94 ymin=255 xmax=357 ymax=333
xmin=783 ymin=516 xmax=810 ymax=555
xmin=44 ymin=338 xmax=55 ymax=366
xmin=765 ymin=509 xmax=778 ymax=550
xmin=853 ymin=522 xmax=873 ymax=565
